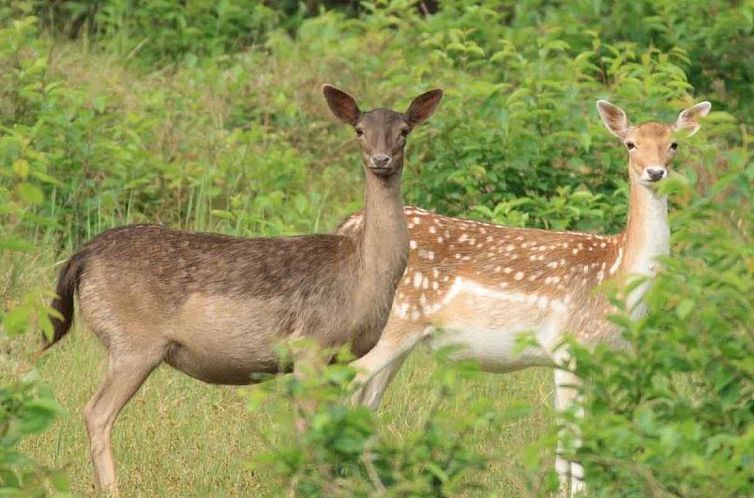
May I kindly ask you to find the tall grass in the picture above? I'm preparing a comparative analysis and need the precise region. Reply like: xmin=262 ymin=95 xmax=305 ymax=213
xmin=15 ymin=328 xmax=552 ymax=497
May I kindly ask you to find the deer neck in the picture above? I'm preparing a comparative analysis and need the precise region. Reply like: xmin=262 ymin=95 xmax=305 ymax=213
xmin=619 ymin=179 xmax=669 ymax=313
xmin=354 ymin=167 xmax=409 ymax=301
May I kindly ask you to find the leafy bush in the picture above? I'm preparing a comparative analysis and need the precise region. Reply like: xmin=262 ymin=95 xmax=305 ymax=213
xmin=0 ymin=18 xmax=67 ymax=496
xmin=0 ymin=380 xmax=67 ymax=496
xmin=247 ymin=344 xmax=520 ymax=497
xmin=565 ymin=160 xmax=754 ymax=497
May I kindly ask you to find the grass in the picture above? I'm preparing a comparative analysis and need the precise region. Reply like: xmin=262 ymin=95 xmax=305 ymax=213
xmin=9 ymin=314 xmax=553 ymax=497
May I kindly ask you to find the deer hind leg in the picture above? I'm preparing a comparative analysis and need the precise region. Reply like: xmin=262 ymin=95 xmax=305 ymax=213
xmin=350 ymin=321 xmax=426 ymax=409
xmin=84 ymin=346 xmax=164 ymax=495
xmin=553 ymin=360 xmax=585 ymax=497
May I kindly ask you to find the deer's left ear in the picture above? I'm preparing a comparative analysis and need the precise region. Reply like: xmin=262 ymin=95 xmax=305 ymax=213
xmin=406 ymin=89 xmax=443 ymax=128
xmin=675 ymin=101 xmax=711 ymax=136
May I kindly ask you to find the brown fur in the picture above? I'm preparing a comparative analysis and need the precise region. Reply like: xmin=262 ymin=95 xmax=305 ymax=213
xmin=44 ymin=85 xmax=443 ymax=493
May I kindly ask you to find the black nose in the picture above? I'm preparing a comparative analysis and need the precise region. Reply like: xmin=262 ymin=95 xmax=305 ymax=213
xmin=647 ymin=168 xmax=666 ymax=182
xmin=371 ymin=154 xmax=391 ymax=168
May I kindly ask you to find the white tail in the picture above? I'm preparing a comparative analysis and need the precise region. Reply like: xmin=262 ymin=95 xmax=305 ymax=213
xmin=341 ymin=100 xmax=711 ymax=497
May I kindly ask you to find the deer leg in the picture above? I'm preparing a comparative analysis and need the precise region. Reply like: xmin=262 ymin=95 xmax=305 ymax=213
xmin=553 ymin=363 xmax=585 ymax=497
xmin=289 ymin=341 xmax=330 ymax=433
xmin=349 ymin=326 xmax=424 ymax=408
xmin=354 ymin=349 xmax=411 ymax=410
xmin=84 ymin=349 xmax=163 ymax=494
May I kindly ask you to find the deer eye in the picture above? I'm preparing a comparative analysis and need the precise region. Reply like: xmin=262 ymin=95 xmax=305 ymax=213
xmin=356 ymin=129 xmax=364 ymax=137
xmin=400 ymin=128 xmax=409 ymax=137
xmin=625 ymin=141 xmax=636 ymax=150
xmin=670 ymin=142 xmax=678 ymax=151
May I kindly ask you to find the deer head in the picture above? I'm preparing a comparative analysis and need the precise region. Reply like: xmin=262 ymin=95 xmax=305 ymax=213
xmin=323 ymin=85 xmax=443 ymax=177
xmin=597 ymin=100 xmax=711 ymax=186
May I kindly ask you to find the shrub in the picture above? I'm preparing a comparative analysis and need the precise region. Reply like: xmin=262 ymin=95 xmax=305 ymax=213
xmin=247 ymin=344 xmax=522 ymax=497
xmin=566 ymin=157 xmax=754 ymax=497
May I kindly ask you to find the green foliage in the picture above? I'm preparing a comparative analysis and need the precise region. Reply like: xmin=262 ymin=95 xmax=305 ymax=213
xmin=0 ymin=380 xmax=67 ymax=496
xmin=248 ymin=344 xmax=513 ymax=497
xmin=0 ymin=18 xmax=68 ymax=498
xmin=0 ymin=18 xmax=67 ymax=496
xmin=3 ymin=0 xmax=281 ymax=64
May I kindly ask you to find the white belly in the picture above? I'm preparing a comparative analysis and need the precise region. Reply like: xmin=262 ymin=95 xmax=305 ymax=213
xmin=427 ymin=324 xmax=552 ymax=372
xmin=419 ymin=278 xmax=570 ymax=372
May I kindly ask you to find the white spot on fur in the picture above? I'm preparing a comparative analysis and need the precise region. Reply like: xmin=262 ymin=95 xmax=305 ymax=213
xmin=413 ymin=272 xmax=423 ymax=288
xmin=609 ymin=246 xmax=624 ymax=275
xmin=396 ymin=302 xmax=409 ymax=318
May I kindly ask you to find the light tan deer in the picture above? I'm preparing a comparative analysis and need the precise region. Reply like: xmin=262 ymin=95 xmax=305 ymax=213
xmin=340 ymin=100 xmax=711 ymax=496
xmin=44 ymin=85 xmax=443 ymax=494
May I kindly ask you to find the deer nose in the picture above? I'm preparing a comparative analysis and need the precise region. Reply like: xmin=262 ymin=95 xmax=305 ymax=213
xmin=646 ymin=168 xmax=666 ymax=182
xmin=371 ymin=154 xmax=392 ymax=169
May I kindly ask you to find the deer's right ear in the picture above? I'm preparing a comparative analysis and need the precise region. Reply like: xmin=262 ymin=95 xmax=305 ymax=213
xmin=596 ymin=100 xmax=629 ymax=139
xmin=323 ymin=85 xmax=361 ymax=126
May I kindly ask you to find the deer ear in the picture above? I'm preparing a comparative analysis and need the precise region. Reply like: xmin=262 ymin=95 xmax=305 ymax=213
xmin=406 ymin=89 xmax=443 ymax=127
xmin=323 ymin=85 xmax=361 ymax=126
xmin=675 ymin=101 xmax=711 ymax=136
xmin=596 ymin=100 xmax=630 ymax=139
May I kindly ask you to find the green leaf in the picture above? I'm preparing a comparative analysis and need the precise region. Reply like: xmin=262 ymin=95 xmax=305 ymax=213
xmin=16 ymin=183 xmax=44 ymax=205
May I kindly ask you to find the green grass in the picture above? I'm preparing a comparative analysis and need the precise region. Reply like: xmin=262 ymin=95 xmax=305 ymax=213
xmin=11 ymin=320 xmax=552 ymax=497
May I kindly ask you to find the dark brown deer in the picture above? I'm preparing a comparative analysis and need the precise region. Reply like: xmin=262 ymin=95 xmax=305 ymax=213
xmin=44 ymin=85 xmax=443 ymax=494
xmin=339 ymin=100 xmax=710 ymax=497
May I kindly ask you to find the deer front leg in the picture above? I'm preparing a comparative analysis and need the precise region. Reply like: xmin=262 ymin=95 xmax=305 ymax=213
xmin=353 ymin=349 xmax=411 ymax=410
xmin=349 ymin=322 xmax=425 ymax=408
xmin=553 ymin=355 xmax=585 ymax=497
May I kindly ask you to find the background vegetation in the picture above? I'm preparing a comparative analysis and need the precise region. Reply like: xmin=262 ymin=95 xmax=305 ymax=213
xmin=1 ymin=0 xmax=752 ymax=496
